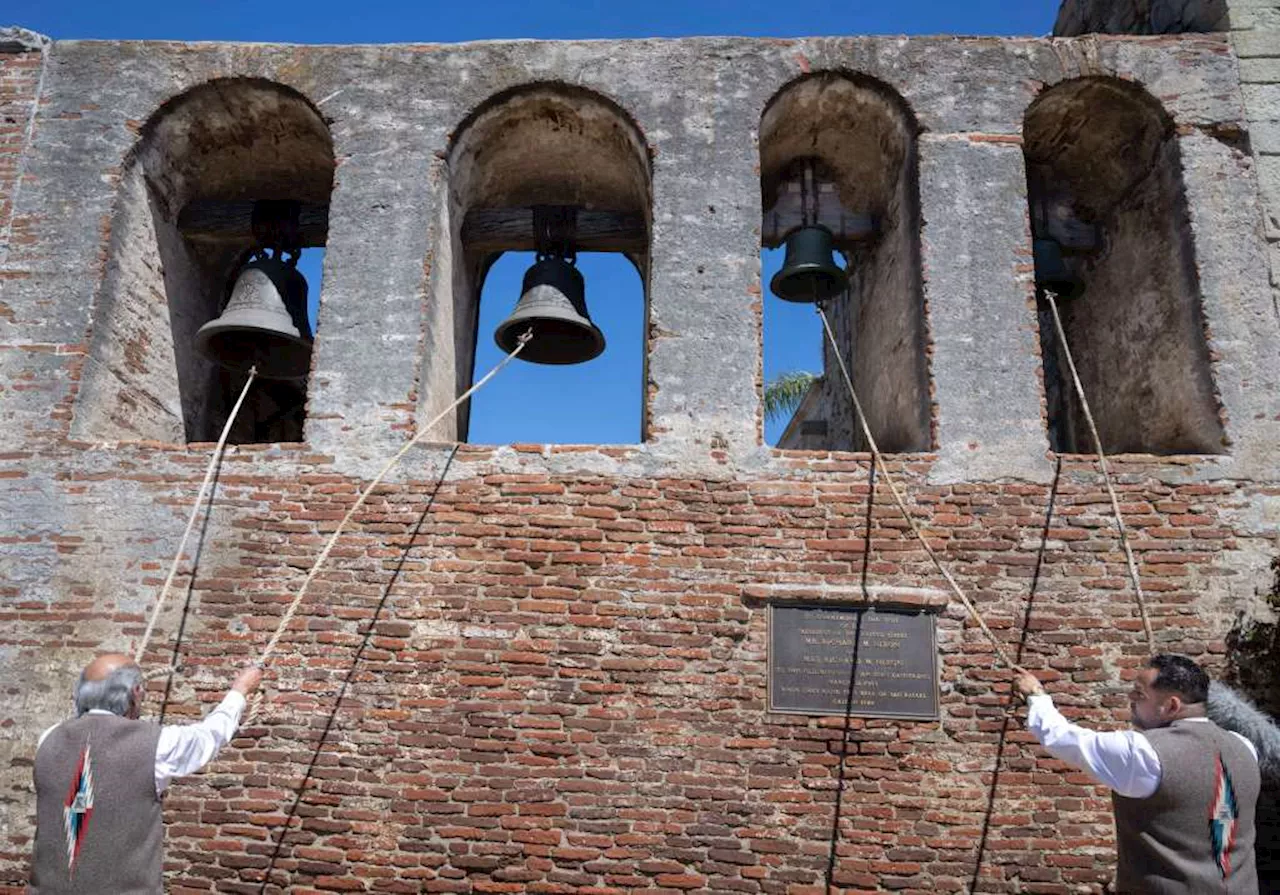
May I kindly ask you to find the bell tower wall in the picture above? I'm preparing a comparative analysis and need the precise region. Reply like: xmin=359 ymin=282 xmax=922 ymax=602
xmin=0 ymin=19 xmax=1278 ymax=892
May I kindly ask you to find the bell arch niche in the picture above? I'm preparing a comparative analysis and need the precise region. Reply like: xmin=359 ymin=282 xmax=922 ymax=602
xmin=762 ymin=73 xmax=931 ymax=453
xmin=429 ymin=83 xmax=651 ymax=443
xmin=1024 ymin=77 xmax=1225 ymax=455
xmin=72 ymin=78 xmax=335 ymax=445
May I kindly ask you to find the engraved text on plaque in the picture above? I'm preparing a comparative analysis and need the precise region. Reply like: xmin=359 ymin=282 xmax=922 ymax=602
xmin=768 ymin=604 xmax=939 ymax=719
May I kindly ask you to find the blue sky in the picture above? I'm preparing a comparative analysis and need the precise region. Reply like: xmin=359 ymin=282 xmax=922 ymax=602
xmin=16 ymin=2 xmax=1059 ymax=43
xmin=18 ymin=1 xmax=1062 ymax=445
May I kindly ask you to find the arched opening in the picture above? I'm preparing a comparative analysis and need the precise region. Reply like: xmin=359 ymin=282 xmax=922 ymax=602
xmin=428 ymin=83 xmax=651 ymax=443
xmin=1024 ymin=76 xmax=1225 ymax=455
xmin=468 ymin=251 xmax=644 ymax=443
xmin=761 ymin=73 xmax=931 ymax=452
xmin=72 ymin=78 xmax=335 ymax=445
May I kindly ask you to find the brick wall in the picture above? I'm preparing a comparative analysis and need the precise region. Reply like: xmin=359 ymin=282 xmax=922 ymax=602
xmin=2 ymin=449 xmax=1276 ymax=893
xmin=0 ymin=27 xmax=1277 ymax=894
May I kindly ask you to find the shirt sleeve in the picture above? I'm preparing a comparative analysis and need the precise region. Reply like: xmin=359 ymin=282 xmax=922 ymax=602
xmin=1025 ymin=693 xmax=1162 ymax=799
xmin=36 ymin=723 xmax=59 ymax=751
xmin=153 ymin=690 xmax=246 ymax=795
xmin=1230 ymin=730 xmax=1260 ymax=762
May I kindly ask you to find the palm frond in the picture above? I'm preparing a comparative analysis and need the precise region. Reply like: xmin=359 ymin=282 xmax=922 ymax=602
xmin=763 ymin=371 xmax=818 ymax=422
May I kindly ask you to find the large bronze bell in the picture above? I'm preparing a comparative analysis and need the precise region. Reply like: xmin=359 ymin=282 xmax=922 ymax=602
xmin=494 ymin=256 xmax=605 ymax=365
xmin=770 ymin=225 xmax=848 ymax=303
xmin=195 ymin=254 xmax=313 ymax=380
xmin=1033 ymin=238 xmax=1084 ymax=300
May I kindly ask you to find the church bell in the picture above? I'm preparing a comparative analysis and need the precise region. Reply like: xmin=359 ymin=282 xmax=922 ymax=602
xmin=495 ymin=255 xmax=605 ymax=365
xmin=770 ymin=225 xmax=848 ymax=303
xmin=1033 ymin=237 xmax=1084 ymax=300
xmin=194 ymin=252 xmax=313 ymax=380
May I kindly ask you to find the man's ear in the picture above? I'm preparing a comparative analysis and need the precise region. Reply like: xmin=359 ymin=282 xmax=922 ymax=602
xmin=1164 ymin=694 xmax=1183 ymax=717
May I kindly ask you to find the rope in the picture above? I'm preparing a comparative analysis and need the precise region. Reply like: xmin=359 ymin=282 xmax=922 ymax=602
xmin=815 ymin=305 xmax=1016 ymax=668
xmin=135 ymin=368 xmax=259 ymax=664
xmin=245 ymin=330 xmax=533 ymax=721
xmin=1041 ymin=290 xmax=1154 ymax=648
xmin=256 ymin=446 xmax=459 ymax=894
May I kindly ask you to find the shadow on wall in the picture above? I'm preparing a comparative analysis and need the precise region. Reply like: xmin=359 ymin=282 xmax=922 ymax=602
xmin=1024 ymin=76 xmax=1225 ymax=456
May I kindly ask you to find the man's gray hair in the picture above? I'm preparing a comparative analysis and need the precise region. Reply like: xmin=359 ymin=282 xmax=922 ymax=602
xmin=74 ymin=663 xmax=142 ymax=716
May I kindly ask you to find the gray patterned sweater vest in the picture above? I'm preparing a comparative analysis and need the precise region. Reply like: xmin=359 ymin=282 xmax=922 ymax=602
xmin=31 ymin=713 xmax=163 ymax=895
xmin=1111 ymin=719 xmax=1260 ymax=894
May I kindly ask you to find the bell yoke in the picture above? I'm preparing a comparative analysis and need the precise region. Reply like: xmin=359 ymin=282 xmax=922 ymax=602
xmin=194 ymin=201 xmax=314 ymax=380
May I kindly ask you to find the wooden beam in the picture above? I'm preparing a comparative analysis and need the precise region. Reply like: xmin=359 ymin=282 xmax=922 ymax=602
xmin=762 ymin=181 xmax=878 ymax=249
xmin=461 ymin=207 xmax=647 ymax=253
xmin=1034 ymin=195 xmax=1101 ymax=252
xmin=176 ymin=194 xmax=882 ymax=254
xmin=1026 ymin=167 xmax=1102 ymax=252
xmin=177 ymin=200 xmax=329 ymax=248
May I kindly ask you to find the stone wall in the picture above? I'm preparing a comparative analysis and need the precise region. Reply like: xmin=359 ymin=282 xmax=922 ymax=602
xmin=1023 ymin=77 xmax=1225 ymax=456
xmin=1054 ymin=0 xmax=1231 ymax=34
xmin=0 ymin=24 xmax=1278 ymax=893
xmin=0 ymin=29 xmax=46 ymax=303
xmin=1055 ymin=0 xmax=1280 ymax=373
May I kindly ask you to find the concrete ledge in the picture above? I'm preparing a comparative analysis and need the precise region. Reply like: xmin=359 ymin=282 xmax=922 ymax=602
xmin=743 ymin=583 xmax=950 ymax=610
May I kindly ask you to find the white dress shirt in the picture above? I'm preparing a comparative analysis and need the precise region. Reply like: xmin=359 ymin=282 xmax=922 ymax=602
xmin=1026 ymin=693 xmax=1258 ymax=799
xmin=37 ymin=690 xmax=247 ymax=796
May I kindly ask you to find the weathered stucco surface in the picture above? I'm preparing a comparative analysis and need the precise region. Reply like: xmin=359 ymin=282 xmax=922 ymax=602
xmin=1056 ymin=0 xmax=1232 ymax=34
xmin=0 ymin=15 xmax=1278 ymax=893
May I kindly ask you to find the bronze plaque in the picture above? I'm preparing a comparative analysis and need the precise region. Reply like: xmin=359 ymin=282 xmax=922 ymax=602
xmin=768 ymin=604 xmax=939 ymax=720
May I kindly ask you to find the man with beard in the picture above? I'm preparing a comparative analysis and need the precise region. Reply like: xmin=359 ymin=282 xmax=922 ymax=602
xmin=1014 ymin=654 xmax=1260 ymax=894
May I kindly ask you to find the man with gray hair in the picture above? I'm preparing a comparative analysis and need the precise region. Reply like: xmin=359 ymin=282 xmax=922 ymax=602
xmin=29 ymin=653 xmax=262 ymax=894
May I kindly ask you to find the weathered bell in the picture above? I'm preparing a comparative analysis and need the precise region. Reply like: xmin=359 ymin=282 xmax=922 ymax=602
xmin=195 ymin=255 xmax=312 ymax=380
xmin=770 ymin=225 xmax=848 ymax=303
xmin=494 ymin=257 xmax=605 ymax=365
xmin=1034 ymin=238 xmax=1084 ymax=300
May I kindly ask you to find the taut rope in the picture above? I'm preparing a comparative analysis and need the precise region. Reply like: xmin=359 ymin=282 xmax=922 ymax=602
xmin=1041 ymin=290 xmax=1153 ymax=648
xmin=136 ymin=368 xmax=259 ymax=664
xmin=814 ymin=289 xmax=1155 ymax=658
xmin=245 ymin=330 xmax=533 ymax=721
xmin=815 ymin=306 xmax=1015 ymax=667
